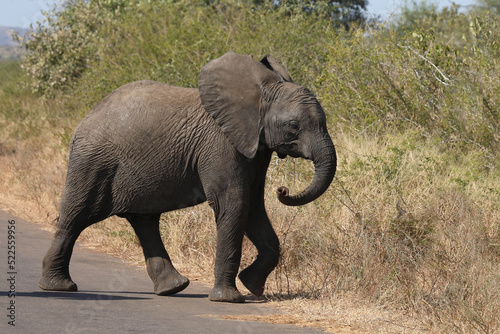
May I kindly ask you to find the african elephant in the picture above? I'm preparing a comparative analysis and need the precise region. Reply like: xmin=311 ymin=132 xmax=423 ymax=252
xmin=38 ymin=51 xmax=337 ymax=303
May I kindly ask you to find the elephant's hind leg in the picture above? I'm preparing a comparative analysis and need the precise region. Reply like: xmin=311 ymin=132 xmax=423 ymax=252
xmin=126 ymin=214 xmax=189 ymax=295
xmin=39 ymin=223 xmax=84 ymax=291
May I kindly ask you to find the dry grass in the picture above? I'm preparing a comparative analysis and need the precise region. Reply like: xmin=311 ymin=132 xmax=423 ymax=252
xmin=219 ymin=295 xmax=427 ymax=333
xmin=1 ymin=127 xmax=499 ymax=333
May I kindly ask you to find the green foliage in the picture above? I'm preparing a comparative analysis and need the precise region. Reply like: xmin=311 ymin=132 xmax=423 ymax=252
xmin=275 ymin=0 xmax=368 ymax=29
xmin=14 ymin=0 xmax=368 ymax=97
xmin=0 ymin=60 xmax=63 ymax=139
xmin=12 ymin=0 xmax=116 ymax=96
xmin=396 ymin=0 xmax=440 ymax=29
xmin=474 ymin=0 xmax=500 ymax=14
xmin=316 ymin=12 xmax=499 ymax=168
xmin=66 ymin=0 xmax=334 ymax=113
xmin=0 ymin=60 xmax=30 ymax=121
xmin=0 ymin=60 xmax=22 ymax=92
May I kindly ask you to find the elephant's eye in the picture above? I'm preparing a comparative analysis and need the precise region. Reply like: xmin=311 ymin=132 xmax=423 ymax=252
xmin=284 ymin=121 xmax=300 ymax=142
xmin=288 ymin=121 xmax=300 ymax=132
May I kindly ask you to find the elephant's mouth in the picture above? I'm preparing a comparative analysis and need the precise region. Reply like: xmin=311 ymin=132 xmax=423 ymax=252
xmin=275 ymin=143 xmax=301 ymax=159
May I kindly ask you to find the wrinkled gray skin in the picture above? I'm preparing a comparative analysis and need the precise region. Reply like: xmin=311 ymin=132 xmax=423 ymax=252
xmin=39 ymin=51 xmax=337 ymax=303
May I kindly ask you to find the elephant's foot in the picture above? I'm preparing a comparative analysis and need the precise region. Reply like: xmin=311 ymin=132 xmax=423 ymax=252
xmin=209 ymin=285 xmax=245 ymax=303
xmin=154 ymin=271 xmax=190 ymax=296
xmin=238 ymin=267 xmax=265 ymax=297
xmin=39 ymin=272 xmax=78 ymax=292
xmin=145 ymin=257 xmax=190 ymax=295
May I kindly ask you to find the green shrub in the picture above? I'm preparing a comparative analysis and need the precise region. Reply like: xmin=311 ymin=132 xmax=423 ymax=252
xmin=66 ymin=0 xmax=335 ymax=115
xmin=317 ymin=15 xmax=499 ymax=168
xmin=12 ymin=0 xmax=118 ymax=96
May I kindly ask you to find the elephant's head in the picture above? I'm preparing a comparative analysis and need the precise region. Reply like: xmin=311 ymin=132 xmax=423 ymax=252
xmin=199 ymin=51 xmax=336 ymax=206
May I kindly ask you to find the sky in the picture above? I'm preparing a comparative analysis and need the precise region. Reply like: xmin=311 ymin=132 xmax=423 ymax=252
xmin=0 ymin=0 xmax=479 ymax=29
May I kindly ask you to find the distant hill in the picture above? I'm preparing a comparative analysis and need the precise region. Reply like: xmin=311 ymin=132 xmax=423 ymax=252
xmin=0 ymin=26 xmax=28 ymax=46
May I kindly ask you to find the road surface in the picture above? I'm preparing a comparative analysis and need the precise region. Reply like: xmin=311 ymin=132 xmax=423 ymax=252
xmin=0 ymin=211 xmax=324 ymax=333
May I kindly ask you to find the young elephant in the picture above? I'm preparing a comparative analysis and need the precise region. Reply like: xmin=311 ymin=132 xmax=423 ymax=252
xmin=39 ymin=51 xmax=337 ymax=303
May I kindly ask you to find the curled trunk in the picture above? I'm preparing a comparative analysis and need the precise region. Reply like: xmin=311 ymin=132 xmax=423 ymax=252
xmin=277 ymin=135 xmax=336 ymax=206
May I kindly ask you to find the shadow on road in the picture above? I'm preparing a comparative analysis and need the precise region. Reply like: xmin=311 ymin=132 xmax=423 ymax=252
xmin=14 ymin=290 xmax=211 ymax=300
xmin=169 ymin=293 xmax=209 ymax=299
xmin=15 ymin=291 xmax=153 ymax=300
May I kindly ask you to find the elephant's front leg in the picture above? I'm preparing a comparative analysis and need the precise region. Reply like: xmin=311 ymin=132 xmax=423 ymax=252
xmin=238 ymin=205 xmax=280 ymax=297
xmin=208 ymin=192 xmax=248 ymax=303
xmin=126 ymin=214 xmax=190 ymax=295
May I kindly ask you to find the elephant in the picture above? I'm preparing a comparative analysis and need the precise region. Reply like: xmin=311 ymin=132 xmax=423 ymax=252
xmin=38 ymin=51 xmax=337 ymax=303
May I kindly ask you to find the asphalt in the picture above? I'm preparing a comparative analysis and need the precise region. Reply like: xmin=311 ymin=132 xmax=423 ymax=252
xmin=0 ymin=210 xmax=325 ymax=333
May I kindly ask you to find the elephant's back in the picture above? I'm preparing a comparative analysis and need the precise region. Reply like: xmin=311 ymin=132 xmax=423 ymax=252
xmin=80 ymin=80 xmax=199 ymax=127
xmin=94 ymin=80 xmax=200 ymax=113
xmin=72 ymin=81 xmax=205 ymax=146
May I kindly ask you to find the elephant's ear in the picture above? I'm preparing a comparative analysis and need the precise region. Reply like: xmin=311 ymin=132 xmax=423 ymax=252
xmin=260 ymin=55 xmax=293 ymax=82
xmin=198 ymin=51 xmax=281 ymax=159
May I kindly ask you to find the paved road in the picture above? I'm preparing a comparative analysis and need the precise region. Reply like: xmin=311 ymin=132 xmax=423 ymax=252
xmin=0 ymin=211 xmax=324 ymax=333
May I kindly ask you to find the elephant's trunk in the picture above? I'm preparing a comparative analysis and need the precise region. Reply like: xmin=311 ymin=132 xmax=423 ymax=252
xmin=277 ymin=134 xmax=336 ymax=206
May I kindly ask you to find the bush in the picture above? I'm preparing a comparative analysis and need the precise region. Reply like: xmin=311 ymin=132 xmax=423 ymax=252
xmin=64 ymin=0 xmax=335 ymax=116
xmin=317 ymin=15 xmax=499 ymax=167
xmin=12 ymin=0 xmax=118 ymax=96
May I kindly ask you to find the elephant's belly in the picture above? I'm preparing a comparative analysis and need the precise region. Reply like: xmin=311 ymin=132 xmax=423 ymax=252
xmin=113 ymin=172 xmax=208 ymax=214
xmin=152 ymin=186 xmax=208 ymax=212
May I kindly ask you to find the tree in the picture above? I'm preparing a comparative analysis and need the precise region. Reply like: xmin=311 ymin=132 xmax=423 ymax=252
xmin=269 ymin=0 xmax=369 ymax=29
xmin=396 ymin=0 xmax=440 ymax=29
xmin=329 ymin=0 xmax=369 ymax=28
xmin=12 ymin=0 xmax=129 ymax=96
xmin=474 ymin=0 xmax=500 ymax=13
